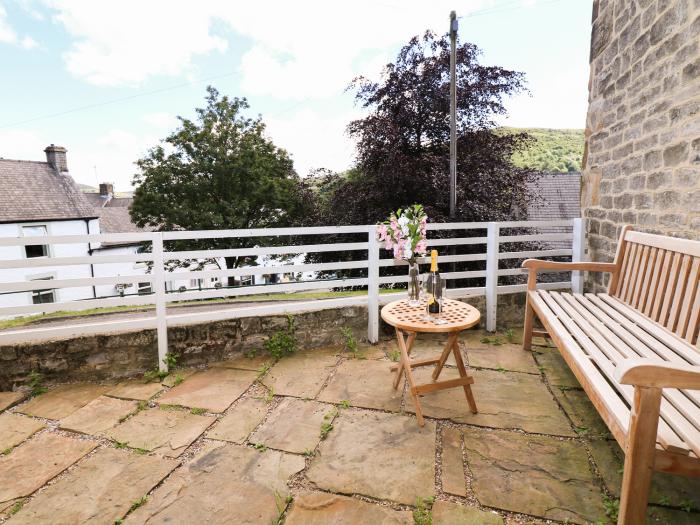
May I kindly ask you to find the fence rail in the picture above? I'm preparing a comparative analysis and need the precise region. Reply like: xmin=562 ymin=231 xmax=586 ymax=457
xmin=0 ymin=219 xmax=586 ymax=371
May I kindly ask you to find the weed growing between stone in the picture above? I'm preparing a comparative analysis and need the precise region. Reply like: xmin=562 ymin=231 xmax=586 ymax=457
xmin=27 ymin=371 xmax=47 ymax=396
xmin=413 ymin=496 xmax=435 ymax=525
xmin=265 ymin=315 xmax=297 ymax=359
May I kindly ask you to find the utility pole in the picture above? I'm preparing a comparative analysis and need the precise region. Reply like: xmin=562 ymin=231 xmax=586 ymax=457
xmin=449 ymin=10 xmax=458 ymax=219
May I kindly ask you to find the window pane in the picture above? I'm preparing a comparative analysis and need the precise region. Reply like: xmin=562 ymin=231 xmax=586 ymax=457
xmin=25 ymin=244 xmax=48 ymax=258
xmin=22 ymin=225 xmax=48 ymax=237
xmin=32 ymin=289 xmax=55 ymax=304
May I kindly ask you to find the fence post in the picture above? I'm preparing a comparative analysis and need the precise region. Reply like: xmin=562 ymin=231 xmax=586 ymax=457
xmin=571 ymin=218 xmax=586 ymax=294
xmin=485 ymin=222 xmax=499 ymax=332
xmin=152 ymin=233 xmax=169 ymax=372
xmin=367 ymin=226 xmax=380 ymax=343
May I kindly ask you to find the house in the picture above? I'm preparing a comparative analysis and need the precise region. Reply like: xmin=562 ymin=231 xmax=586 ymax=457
xmin=0 ymin=145 xmax=100 ymax=312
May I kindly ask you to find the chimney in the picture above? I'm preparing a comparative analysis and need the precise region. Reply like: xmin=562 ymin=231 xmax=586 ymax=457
xmin=44 ymin=144 xmax=68 ymax=173
xmin=99 ymin=183 xmax=114 ymax=197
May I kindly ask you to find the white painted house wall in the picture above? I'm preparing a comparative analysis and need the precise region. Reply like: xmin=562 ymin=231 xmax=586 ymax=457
xmin=0 ymin=219 xmax=99 ymax=314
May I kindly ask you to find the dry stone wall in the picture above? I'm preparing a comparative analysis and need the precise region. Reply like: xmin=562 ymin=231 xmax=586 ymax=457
xmin=582 ymin=0 xmax=700 ymax=291
xmin=0 ymin=295 xmax=527 ymax=390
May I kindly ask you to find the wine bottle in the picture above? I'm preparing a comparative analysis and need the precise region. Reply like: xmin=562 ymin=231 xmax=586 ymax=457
xmin=426 ymin=250 xmax=442 ymax=316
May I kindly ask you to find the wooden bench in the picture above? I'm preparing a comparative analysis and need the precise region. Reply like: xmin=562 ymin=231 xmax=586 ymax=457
xmin=521 ymin=226 xmax=700 ymax=525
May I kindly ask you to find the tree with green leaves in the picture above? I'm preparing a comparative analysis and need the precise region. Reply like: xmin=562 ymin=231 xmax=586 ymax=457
xmin=131 ymin=87 xmax=311 ymax=275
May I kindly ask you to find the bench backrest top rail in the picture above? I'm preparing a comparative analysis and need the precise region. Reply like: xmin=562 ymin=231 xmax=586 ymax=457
xmin=609 ymin=228 xmax=700 ymax=347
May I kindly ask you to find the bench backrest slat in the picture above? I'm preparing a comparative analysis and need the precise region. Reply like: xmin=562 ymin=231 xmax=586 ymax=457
xmin=610 ymin=229 xmax=700 ymax=347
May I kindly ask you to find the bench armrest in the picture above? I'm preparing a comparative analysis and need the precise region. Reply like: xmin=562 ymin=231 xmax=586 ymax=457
xmin=522 ymin=260 xmax=617 ymax=272
xmin=616 ymin=359 xmax=700 ymax=390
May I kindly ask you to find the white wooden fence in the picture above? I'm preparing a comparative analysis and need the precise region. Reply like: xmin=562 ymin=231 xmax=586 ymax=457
xmin=0 ymin=219 xmax=585 ymax=371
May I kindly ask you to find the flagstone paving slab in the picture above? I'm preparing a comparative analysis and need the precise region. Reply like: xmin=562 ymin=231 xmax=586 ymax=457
xmin=18 ymin=383 xmax=111 ymax=420
xmin=106 ymin=380 xmax=163 ymax=401
xmin=462 ymin=427 xmax=604 ymax=524
xmin=533 ymin=347 xmax=580 ymax=388
xmin=404 ymin=367 xmax=574 ymax=436
xmin=317 ymin=359 xmax=402 ymax=412
xmin=590 ymin=439 xmax=700 ymax=509
xmin=211 ymin=353 xmax=273 ymax=371
xmin=466 ymin=343 xmax=539 ymax=374
xmin=106 ymin=408 xmax=214 ymax=458
xmin=551 ymin=386 xmax=612 ymax=439
xmin=432 ymin=500 xmax=504 ymax=525
xmin=262 ymin=348 xmax=339 ymax=398
xmin=402 ymin=337 xmax=458 ymax=367
xmin=161 ymin=368 xmax=198 ymax=387
xmin=250 ymin=398 xmax=330 ymax=454
xmin=440 ymin=427 xmax=466 ymax=497
xmin=9 ymin=447 xmax=177 ymax=525
xmin=59 ymin=396 xmax=136 ymax=435
xmin=0 ymin=391 xmax=26 ymax=412
xmin=206 ymin=396 xmax=268 ymax=444
xmin=0 ymin=432 xmax=97 ymax=512
xmin=158 ymin=368 xmax=257 ymax=413
xmin=0 ymin=413 xmax=43 ymax=451
xmin=285 ymin=491 xmax=413 ymax=524
xmin=307 ymin=409 xmax=435 ymax=505
xmin=126 ymin=442 xmax=304 ymax=524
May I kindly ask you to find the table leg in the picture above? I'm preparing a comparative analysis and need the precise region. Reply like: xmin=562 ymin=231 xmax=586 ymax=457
xmin=392 ymin=330 xmax=416 ymax=390
xmin=395 ymin=328 xmax=425 ymax=426
xmin=432 ymin=332 xmax=458 ymax=381
xmin=453 ymin=337 xmax=477 ymax=414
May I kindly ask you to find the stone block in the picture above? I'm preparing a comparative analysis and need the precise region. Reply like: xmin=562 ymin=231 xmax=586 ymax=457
xmin=663 ymin=141 xmax=689 ymax=166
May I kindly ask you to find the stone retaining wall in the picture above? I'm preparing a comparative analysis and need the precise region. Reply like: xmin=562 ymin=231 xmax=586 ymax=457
xmin=0 ymin=294 xmax=527 ymax=390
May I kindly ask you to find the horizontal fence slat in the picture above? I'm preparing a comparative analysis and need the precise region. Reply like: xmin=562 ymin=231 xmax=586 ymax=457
xmin=378 ymin=253 xmax=487 ymax=267
xmin=427 ymin=222 xmax=488 ymax=231
xmin=161 ymin=225 xmax=370 ymax=240
xmin=497 ymin=281 xmax=572 ymax=294
xmin=426 ymin=237 xmax=488 ymax=247
xmin=378 ymin=270 xmax=486 ymax=285
xmin=0 ymin=295 xmax=155 ymax=316
xmin=0 ymin=274 xmax=155 ymax=293
xmin=165 ymin=278 xmax=369 ymax=302
xmin=0 ymin=232 xmax=156 ymax=247
xmin=499 ymin=233 xmax=573 ymax=243
xmin=496 ymin=220 xmax=574 ymax=228
xmin=185 ymin=260 xmax=368 ymax=280
xmin=165 ymin=242 xmax=368 ymax=260
xmin=0 ymin=253 xmax=154 ymax=269
xmin=498 ymin=249 xmax=572 ymax=260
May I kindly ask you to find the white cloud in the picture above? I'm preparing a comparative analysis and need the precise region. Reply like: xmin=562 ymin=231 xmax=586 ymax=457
xmin=0 ymin=2 xmax=37 ymax=48
xmin=142 ymin=112 xmax=176 ymax=128
xmin=45 ymin=0 xmax=228 ymax=86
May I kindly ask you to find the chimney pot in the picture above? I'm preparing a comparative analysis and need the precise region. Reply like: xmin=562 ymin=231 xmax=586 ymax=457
xmin=44 ymin=145 xmax=68 ymax=173
xmin=99 ymin=183 xmax=114 ymax=197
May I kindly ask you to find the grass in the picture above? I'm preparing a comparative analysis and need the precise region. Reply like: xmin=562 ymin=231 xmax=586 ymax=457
xmin=0 ymin=289 xmax=400 ymax=331
xmin=190 ymin=407 xmax=207 ymax=415
xmin=28 ymin=370 xmax=47 ymax=397
xmin=413 ymin=496 xmax=435 ymax=525
xmin=8 ymin=500 xmax=24 ymax=516
xmin=129 ymin=496 xmax=148 ymax=512
xmin=319 ymin=422 xmax=333 ymax=440
xmin=253 ymin=443 xmax=267 ymax=453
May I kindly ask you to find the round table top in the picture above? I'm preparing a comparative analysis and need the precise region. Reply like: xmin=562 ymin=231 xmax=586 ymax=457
xmin=381 ymin=299 xmax=481 ymax=333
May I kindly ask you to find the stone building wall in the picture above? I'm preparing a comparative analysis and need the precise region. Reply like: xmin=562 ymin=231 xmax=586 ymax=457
xmin=582 ymin=0 xmax=700 ymax=291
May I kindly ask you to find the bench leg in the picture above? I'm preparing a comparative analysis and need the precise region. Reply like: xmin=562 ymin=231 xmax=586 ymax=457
xmin=523 ymin=293 xmax=536 ymax=351
xmin=618 ymin=386 xmax=662 ymax=525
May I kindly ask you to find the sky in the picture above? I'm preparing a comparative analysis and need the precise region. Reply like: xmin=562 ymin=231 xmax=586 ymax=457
xmin=0 ymin=0 xmax=593 ymax=191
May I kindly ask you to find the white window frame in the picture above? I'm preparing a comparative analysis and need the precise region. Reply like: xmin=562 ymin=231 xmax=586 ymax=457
xmin=19 ymin=222 xmax=52 ymax=259
xmin=28 ymin=272 xmax=57 ymax=305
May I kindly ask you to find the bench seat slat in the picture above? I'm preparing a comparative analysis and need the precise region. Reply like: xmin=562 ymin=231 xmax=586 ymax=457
xmin=599 ymin=294 xmax=700 ymax=366
xmin=528 ymin=291 xmax=630 ymax=446
xmin=551 ymin=292 xmax=700 ymax=457
xmin=539 ymin=291 xmax=691 ymax=456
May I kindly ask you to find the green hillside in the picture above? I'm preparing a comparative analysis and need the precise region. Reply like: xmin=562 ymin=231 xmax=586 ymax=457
xmin=502 ymin=127 xmax=585 ymax=173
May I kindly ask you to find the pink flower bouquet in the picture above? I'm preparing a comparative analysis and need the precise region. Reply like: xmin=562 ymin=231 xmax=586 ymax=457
xmin=377 ymin=204 xmax=428 ymax=264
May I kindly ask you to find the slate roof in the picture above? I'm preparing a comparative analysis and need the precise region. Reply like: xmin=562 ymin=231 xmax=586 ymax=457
xmin=0 ymin=159 xmax=98 ymax=223
xmin=526 ymin=172 xmax=581 ymax=221
xmin=96 ymin=206 xmax=148 ymax=234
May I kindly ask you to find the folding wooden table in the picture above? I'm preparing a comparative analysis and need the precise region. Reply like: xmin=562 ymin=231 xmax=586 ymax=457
xmin=381 ymin=298 xmax=480 ymax=426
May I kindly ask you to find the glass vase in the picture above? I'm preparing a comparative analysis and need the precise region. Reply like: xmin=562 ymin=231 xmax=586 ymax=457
xmin=407 ymin=260 xmax=421 ymax=307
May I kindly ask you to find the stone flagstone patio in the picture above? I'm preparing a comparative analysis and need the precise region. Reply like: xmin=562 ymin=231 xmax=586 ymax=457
xmin=1 ymin=328 xmax=699 ymax=524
